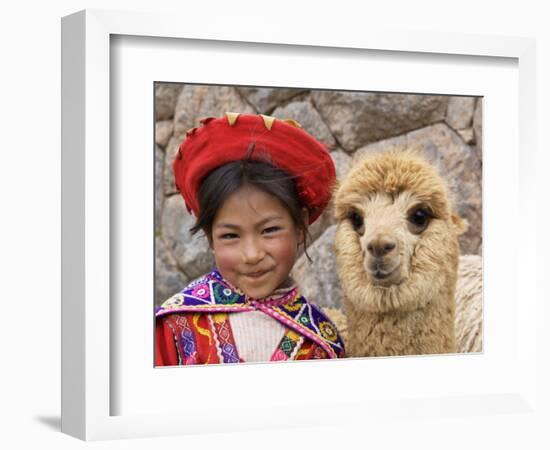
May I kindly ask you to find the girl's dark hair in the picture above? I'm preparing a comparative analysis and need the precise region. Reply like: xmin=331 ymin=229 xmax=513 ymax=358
xmin=190 ymin=156 xmax=311 ymax=260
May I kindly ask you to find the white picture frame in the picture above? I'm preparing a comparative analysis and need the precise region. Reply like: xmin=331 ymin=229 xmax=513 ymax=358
xmin=61 ymin=9 xmax=539 ymax=442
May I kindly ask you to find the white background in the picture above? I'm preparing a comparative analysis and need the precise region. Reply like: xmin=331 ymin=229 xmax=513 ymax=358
xmin=1 ymin=1 xmax=548 ymax=449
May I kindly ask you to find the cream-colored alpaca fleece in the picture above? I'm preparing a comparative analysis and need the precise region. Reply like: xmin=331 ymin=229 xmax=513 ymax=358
xmin=455 ymin=254 xmax=483 ymax=352
xmin=323 ymin=254 xmax=483 ymax=354
xmin=333 ymin=150 xmax=466 ymax=357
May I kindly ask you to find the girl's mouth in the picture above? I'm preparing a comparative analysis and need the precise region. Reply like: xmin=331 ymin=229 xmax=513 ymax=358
xmin=245 ymin=270 xmax=269 ymax=278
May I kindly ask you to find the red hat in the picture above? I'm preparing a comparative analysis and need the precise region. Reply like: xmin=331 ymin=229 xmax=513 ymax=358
xmin=173 ymin=112 xmax=336 ymax=224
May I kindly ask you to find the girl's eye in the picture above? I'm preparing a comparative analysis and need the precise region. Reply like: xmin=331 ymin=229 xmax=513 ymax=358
xmin=219 ymin=233 xmax=238 ymax=240
xmin=262 ymin=226 xmax=281 ymax=234
xmin=407 ymin=207 xmax=433 ymax=234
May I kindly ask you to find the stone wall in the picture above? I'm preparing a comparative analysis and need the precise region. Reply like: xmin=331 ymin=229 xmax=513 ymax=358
xmin=155 ymin=83 xmax=482 ymax=308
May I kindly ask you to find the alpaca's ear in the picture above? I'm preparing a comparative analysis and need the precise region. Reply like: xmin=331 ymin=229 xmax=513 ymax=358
xmin=451 ymin=213 xmax=468 ymax=235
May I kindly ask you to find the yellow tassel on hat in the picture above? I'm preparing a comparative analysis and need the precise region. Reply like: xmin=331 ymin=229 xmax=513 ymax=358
xmin=260 ymin=114 xmax=275 ymax=130
xmin=225 ymin=112 xmax=301 ymax=130
xmin=225 ymin=112 xmax=240 ymax=126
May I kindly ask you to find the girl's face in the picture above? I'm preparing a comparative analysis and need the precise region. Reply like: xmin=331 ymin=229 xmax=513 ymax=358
xmin=210 ymin=185 xmax=304 ymax=299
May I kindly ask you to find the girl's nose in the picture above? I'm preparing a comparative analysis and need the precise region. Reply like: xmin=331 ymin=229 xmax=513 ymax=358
xmin=242 ymin=238 xmax=265 ymax=264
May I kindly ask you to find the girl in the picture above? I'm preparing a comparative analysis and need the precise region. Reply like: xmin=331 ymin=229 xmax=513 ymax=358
xmin=155 ymin=112 xmax=345 ymax=365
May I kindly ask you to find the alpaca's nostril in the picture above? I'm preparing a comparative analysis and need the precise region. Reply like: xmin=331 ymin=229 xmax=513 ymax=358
xmin=367 ymin=235 xmax=398 ymax=257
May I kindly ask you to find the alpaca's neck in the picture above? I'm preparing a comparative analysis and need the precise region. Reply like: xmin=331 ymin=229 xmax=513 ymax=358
xmin=345 ymin=284 xmax=456 ymax=357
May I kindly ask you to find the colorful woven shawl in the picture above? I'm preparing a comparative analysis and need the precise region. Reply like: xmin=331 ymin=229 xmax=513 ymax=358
xmin=156 ymin=269 xmax=345 ymax=359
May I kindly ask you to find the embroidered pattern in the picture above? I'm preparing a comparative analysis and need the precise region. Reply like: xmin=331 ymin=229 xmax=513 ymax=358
xmin=164 ymin=318 xmax=182 ymax=365
xmin=271 ymin=329 xmax=303 ymax=361
xmin=192 ymin=313 xmax=213 ymax=364
xmin=319 ymin=321 xmax=338 ymax=343
xmin=156 ymin=270 xmax=249 ymax=313
xmin=156 ymin=269 xmax=346 ymax=360
xmin=213 ymin=283 xmax=241 ymax=305
xmin=162 ymin=293 xmax=185 ymax=309
xmin=270 ymin=298 xmax=345 ymax=358
xmin=312 ymin=345 xmax=327 ymax=359
xmin=174 ymin=315 xmax=199 ymax=364
xmin=211 ymin=314 xmax=240 ymax=364
xmin=191 ymin=285 xmax=210 ymax=299
xmin=295 ymin=346 xmax=311 ymax=359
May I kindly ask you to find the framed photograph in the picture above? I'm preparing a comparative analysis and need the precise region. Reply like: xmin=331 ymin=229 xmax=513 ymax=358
xmin=61 ymin=9 xmax=538 ymax=441
xmin=154 ymin=83 xmax=482 ymax=365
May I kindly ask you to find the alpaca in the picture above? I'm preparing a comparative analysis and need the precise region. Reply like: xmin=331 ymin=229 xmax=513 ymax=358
xmin=323 ymin=253 xmax=483 ymax=354
xmin=333 ymin=150 xmax=467 ymax=357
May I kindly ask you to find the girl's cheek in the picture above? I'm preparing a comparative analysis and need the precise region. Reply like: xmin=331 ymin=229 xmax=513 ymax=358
xmin=267 ymin=238 xmax=298 ymax=259
xmin=216 ymin=246 xmax=243 ymax=266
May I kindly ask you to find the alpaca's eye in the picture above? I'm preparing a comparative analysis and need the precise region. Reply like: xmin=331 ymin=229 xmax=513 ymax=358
xmin=407 ymin=207 xmax=432 ymax=234
xmin=348 ymin=210 xmax=365 ymax=235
